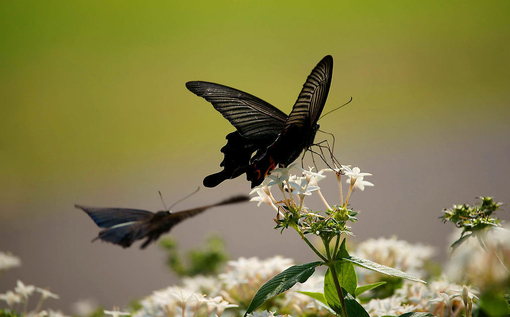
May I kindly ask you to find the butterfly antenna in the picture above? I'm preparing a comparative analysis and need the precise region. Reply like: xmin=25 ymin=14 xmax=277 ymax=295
xmin=319 ymin=97 xmax=353 ymax=120
xmin=158 ymin=191 xmax=169 ymax=211
xmin=167 ymin=187 xmax=201 ymax=212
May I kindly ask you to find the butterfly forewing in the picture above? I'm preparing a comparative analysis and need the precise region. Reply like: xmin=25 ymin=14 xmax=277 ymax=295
xmin=285 ymin=55 xmax=333 ymax=128
xmin=186 ymin=81 xmax=287 ymax=139
xmin=75 ymin=205 xmax=153 ymax=228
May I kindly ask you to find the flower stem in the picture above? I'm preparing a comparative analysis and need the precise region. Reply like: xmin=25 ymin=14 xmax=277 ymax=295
xmin=343 ymin=184 xmax=354 ymax=207
xmin=317 ymin=189 xmax=331 ymax=211
xmin=292 ymin=224 xmax=327 ymax=262
xmin=335 ymin=172 xmax=344 ymax=206
xmin=329 ymin=263 xmax=348 ymax=317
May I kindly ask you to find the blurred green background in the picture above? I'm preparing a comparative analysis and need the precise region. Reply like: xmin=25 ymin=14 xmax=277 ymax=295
xmin=1 ymin=0 xmax=509 ymax=312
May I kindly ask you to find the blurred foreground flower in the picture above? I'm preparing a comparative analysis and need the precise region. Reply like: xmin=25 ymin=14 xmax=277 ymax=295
xmin=0 ymin=252 xmax=21 ymax=272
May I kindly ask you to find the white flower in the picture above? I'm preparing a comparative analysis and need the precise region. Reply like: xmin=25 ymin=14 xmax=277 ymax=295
xmin=30 ymin=310 xmax=48 ymax=317
xmin=0 ymin=252 xmax=21 ymax=271
xmin=0 ymin=290 xmax=22 ymax=306
xmin=288 ymin=177 xmax=319 ymax=196
xmin=299 ymin=167 xmax=327 ymax=187
xmin=250 ymin=187 xmax=273 ymax=207
xmin=206 ymin=296 xmax=238 ymax=316
xmin=182 ymin=275 xmax=219 ymax=296
xmin=363 ymin=294 xmax=415 ymax=316
xmin=268 ymin=164 xmax=294 ymax=189
xmin=343 ymin=166 xmax=373 ymax=191
xmin=169 ymin=288 xmax=196 ymax=306
xmin=14 ymin=280 xmax=35 ymax=298
xmin=445 ymin=226 xmax=510 ymax=291
xmin=219 ymin=256 xmax=293 ymax=290
xmin=354 ymin=237 xmax=435 ymax=284
xmin=104 ymin=307 xmax=130 ymax=317
xmin=71 ymin=299 xmax=98 ymax=316
xmin=247 ymin=311 xmax=286 ymax=317
xmin=47 ymin=310 xmax=68 ymax=317
xmin=36 ymin=288 xmax=59 ymax=300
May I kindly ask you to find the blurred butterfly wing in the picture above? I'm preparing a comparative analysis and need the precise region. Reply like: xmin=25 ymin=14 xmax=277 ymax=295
xmin=75 ymin=205 xmax=154 ymax=248
xmin=139 ymin=195 xmax=250 ymax=248
xmin=96 ymin=221 xmax=151 ymax=248
xmin=75 ymin=205 xmax=153 ymax=228
xmin=186 ymin=81 xmax=288 ymax=139
xmin=285 ymin=55 xmax=333 ymax=128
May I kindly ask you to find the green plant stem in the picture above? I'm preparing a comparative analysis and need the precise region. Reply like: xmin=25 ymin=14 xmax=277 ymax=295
xmin=332 ymin=235 xmax=341 ymax=259
xmin=329 ymin=263 xmax=349 ymax=317
xmin=292 ymin=224 xmax=327 ymax=262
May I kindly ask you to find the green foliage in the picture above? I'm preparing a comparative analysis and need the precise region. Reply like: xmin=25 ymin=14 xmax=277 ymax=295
xmin=88 ymin=307 xmax=106 ymax=317
xmin=244 ymin=261 xmax=322 ymax=316
xmin=477 ymin=292 xmax=510 ymax=317
xmin=359 ymin=276 xmax=403 ymax=299
xmin=355 ymin=281 xmax=387 ymax=298
xmin=441 ymin=197 xmax=503 ymax=252
xmin=275 ymin=205 xmax=358 ymax=239
xmin=0 ymin=310 xmax=21 ymax=317
xmin=159 ymin=234 xmax=229 ymax=277
xmin=323 ymin=267 xmax=344 ymax=315
xmin=344 ymin=255 xmax=426 ymax=284
xmin=344 ymin=291 xmax=370 ymax=317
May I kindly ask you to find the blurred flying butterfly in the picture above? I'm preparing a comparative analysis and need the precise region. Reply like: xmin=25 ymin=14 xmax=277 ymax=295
xmin=186 ymin=55 xmax=333 ymax=188
xmin=75 ymin=195 xmax=249 ymax=249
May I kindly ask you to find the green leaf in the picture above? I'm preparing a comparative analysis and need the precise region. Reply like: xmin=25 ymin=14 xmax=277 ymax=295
xmin=450 ymin=232 xmax=472 ymax=254
xmin=296 ymin=291 xmax=327 ymax=305
xmin=344 ymin=290 xmax=370 ymax=317
xmin=336 ymin=239 xmax=357 ymax=296
xmin=324 ymin=267 xmax=344 ymax=315
xmin=296 ymin=291 xmax=337 ymax=315
xmin=344 ymin=255 xmax=426 ymax=283
xmin=244 ymin=261 xmax=322 ymax=316
xmin=479 ymin=292 xmax=510 ymax=316
xmin=355 ymin=281 xmax=387 ymax=297
xmin=398 ymin=313 xmax=435 ymax=317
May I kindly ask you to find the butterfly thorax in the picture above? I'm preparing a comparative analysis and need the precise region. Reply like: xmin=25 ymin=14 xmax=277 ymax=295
xmin=272 ymin=122 xmax=319 ymax=166
xmin=151 ymin=211 xmax=170 ymax=223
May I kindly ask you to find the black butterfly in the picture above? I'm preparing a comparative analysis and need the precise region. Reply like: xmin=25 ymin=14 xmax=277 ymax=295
xmin=75 ymin=195 xmax=249 ymax=249
xmin=186 ymin=55 xmax=333 ymax=188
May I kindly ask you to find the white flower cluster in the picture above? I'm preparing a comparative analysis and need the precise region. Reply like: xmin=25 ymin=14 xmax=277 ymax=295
xmin=250 ymin=164 xmax=374 ymax=216
xmin=364 ymin=279 xmax=478 ymax=316
xmin=354 ymin=237 xmax=435 ymax=284
xmin=0 ymin=251 xmax=21 ymax=272
xmin=133 ymin=286 xmax=236 ymax=317
xmin=445 ymin=226 xmax=510 ymax=292
xmin=219 ymin=256 xmax=294 ymax=290
xmin=134 ymin=256 xmax=300 ymax=317
xmin=0 ymin=280 xmax=64 ymax=317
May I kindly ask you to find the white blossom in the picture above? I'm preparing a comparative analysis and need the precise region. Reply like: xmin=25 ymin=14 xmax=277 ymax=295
xmin=0 ymin=251 xmax=21 ymax=271
xmin=14 ymin=280 xmax=35 ymax=298
xmin=0 ymin=290 xmax=22 ymax=306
